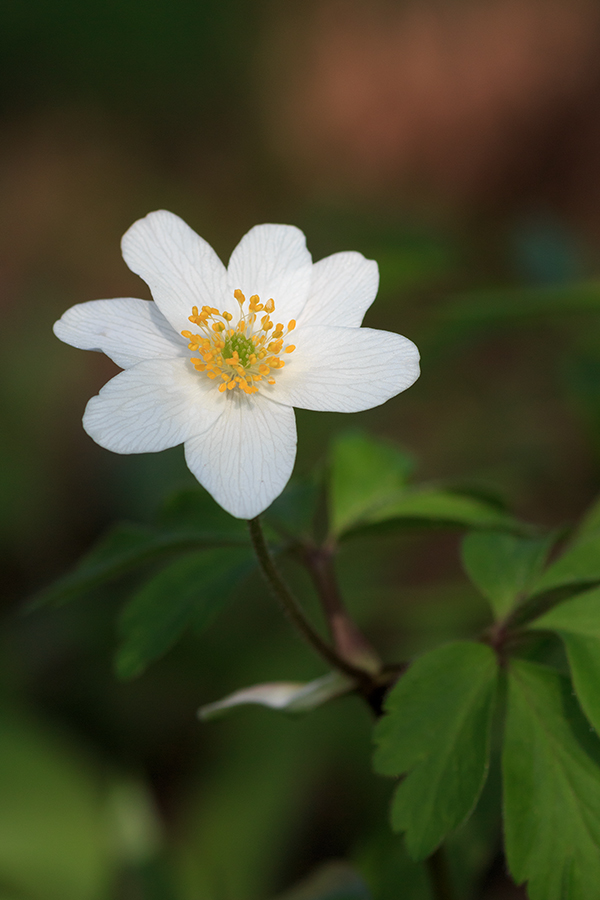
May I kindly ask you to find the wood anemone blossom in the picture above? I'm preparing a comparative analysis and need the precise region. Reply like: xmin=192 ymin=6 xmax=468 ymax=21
xmin=53 ymin=211 xmax=420 ymax=519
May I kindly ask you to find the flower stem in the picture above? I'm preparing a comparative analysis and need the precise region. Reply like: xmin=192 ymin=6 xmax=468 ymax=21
xmin=247 ymin=517 xmax=370 ymax=682
xmin=300 ymin=542 xmax=382 ymax=675
xmin=249 ymin=519 xmax=454 ymax=900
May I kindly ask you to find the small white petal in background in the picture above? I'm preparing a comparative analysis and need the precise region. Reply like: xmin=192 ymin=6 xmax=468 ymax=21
xmin=54 ymin=210 xmax=420 ymax=519
xmin=198 ymin=671 xmax=355 ymax=720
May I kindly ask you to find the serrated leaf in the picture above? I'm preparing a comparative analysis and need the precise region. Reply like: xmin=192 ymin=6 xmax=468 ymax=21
xmin=328 ymin=432 xmax=415 ymax=537
xmin=530 ymin=586 xmax=600 ymax=734
xmin=461 ymin=530 xmax=555 ymax=620
xmin=373 ymin=642 xmax=497 ymax=860
xmin=531 ymin=531 xmax=600 ymax=596
xmin=503 ymin=659 xmax=600 ymax=900
xmin=199 ymin=671 xmax=354 ymax=721
xmin=115 ymin=546 xmax=254 ymax=679
xmin=356 ymin=488 xmax=519 ymax=535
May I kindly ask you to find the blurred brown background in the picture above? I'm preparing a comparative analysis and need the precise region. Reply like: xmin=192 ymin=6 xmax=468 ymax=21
xmin=3 ymin=0 xmax=600 ymax=897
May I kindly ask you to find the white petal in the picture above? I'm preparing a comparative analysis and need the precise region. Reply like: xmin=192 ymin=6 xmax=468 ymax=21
xmin=271 ymin=326 xmax=420 ymax=413
xmin=184 ymin=393 xmax=297 ymax=519
xmin=226 ymin=224 xmax=313 ymax=325
xmin=297 ymin=252 xmax=379 ymax=329
xmin=53 ymin=298 xmax=186 ymax=368
xmin=83 ymin=358 xmax=223 ymax=454
xmin=121 ymin=210 xmax=229 ymax=334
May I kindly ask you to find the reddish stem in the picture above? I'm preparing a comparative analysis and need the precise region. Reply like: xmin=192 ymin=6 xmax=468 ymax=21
xmin=301 ymin=541 xmax=383 ymax=675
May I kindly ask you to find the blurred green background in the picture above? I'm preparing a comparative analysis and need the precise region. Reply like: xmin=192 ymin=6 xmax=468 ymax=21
xmin=3 ymin=0 xmax=600 ymax=897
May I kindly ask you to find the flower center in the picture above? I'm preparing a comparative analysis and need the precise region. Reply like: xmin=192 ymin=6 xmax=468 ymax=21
xmin=181 ymin=289 xmax=296 ymax=395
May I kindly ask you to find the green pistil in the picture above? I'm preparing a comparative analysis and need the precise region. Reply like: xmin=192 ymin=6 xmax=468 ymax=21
xmin=222 ymin=333 xmax=256 ymax=368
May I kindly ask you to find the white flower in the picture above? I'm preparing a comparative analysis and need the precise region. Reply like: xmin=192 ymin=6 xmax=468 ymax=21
xmin=53 ymin=211 xmax=420 ymax=519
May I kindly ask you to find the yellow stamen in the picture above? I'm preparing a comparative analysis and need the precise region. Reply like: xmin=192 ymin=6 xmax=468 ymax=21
xmin=183 ymin=289 xmax=296 ymax=396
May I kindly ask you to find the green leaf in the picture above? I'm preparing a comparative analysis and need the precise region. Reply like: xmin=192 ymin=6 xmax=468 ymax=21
xmin=373 ymin=642 xmax=497 ymax=860
xmin=327 ymin=433 xmax=523 ymax=538
xmin=30 ymin=523 xmax=166 ymax=608
xmin=199 ymin=671 xmax=354 ymax=721
xmin=328 ymin=432 xmax=415 ymax=536
xmin=266 ymin=476 xmax=322 ymax=539
xmin=31 ymin=491 xmax=249 ymax=609
xmin=461 ymin=530 xmax=555 ymax=619
xmin=357 ymin=488 xmax=519 ymax=535
xmin=157 ymin=488 xmax=249 ymax=540
xmin=503 ymin=659 xmax=600 ymax=900
xmin=530 ymin=586 xmax=600 ymax=734
xmin=572 ymin=493 xmax=600 ymax=541
xmin=531 ymin=531 xmax=600 ymax=596
xmin=115 ymin=546 xmax=254 ymax=679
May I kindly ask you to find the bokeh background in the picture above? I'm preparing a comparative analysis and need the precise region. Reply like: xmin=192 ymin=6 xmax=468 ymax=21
xmin=3 ymin=0 xmax=600 ymax=897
